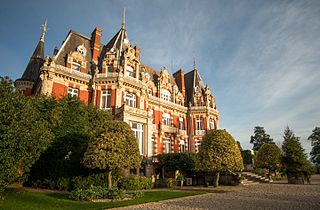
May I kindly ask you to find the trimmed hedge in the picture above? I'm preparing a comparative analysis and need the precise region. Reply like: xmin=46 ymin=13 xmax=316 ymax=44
xmin=70 ymin=186 xmax=125 ymax=201
xmin=118 ymin=176 xmax=152 ymax=190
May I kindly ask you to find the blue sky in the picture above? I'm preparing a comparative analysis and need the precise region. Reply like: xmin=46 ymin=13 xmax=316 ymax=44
xmin=0 ymin=0 xmax=319 ymax=151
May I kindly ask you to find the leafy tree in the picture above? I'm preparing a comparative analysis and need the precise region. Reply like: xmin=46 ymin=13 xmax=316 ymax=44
xmin=282 ymin=126 xmax=314 ymax=183
xmin=250 ymin=126 xmax=274 ymax=151
xmin=83 ymin=121 xmax=141 ymax=189
xmin=242 ymin=150 xmax=254 ymax=165
xmin=0 ymin=77 xmax=53 ymax=193
xmin=196 ymin=129 xmax=244 ymax=187
xmin=157 ymin=153 xmax=196 ymax=177
xmin=255 ymin=144 xmax=281 ymax=179
xmin=309 ymin=127 xmax=320 ymax=169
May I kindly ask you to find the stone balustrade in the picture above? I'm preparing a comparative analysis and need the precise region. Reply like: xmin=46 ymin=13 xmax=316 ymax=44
xmin=55 ymin=64 xmax=92 ymax=80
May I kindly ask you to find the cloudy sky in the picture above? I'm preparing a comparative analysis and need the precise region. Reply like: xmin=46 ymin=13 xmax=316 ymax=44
xmin=0 ymin=0 xmax=319 ymax=151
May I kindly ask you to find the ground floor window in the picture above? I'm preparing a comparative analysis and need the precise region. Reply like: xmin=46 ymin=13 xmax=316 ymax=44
xmin=164 ymin=138 xmax=171 ymax=153
xmin=130 ymin=122 xmax=144 ymax=155
xmin=180 ymin=140 xmax=185 ymax=153
xmin=67 ymin=87 xmax=78 ymax=97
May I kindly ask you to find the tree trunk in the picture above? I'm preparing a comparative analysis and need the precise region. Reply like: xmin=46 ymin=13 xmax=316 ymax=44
xmin=213 ymin=171 xmax=220 ymax=187
xmin=107 ymin=170 xmax=112 ymax=189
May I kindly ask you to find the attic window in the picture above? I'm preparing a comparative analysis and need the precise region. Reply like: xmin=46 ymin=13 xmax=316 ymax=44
xmin=77 ymin=44 xmax=87 ymax=56
xmin=161 ymin=89 xmax=171 ymax=102
xmin=71 ymin=62 xmax=81 ymax=71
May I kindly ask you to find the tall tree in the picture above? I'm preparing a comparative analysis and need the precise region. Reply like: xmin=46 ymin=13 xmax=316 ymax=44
xmin=0 ymin=77 xmax=53 ymax=193
xmin=250 ymin=126 xmax=274 ymax=151
xmin=282 ymin=126 xmax=314 ymax=183
xmin=196 ymin=129 xmax=244 ymax=187
xmin=83 ymin=121 xmax=141 ymax=189
xmin=309 ymin=127 xmax=320 ymax=169
xmin=255 ymin=144 xmax=281 ymax=179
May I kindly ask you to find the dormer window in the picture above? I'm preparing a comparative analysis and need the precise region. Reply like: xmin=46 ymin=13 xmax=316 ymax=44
xmin=126 ymin=65 xmax=134 ymax=77
xmin=161 ymin=89 xmax=171 ymax=102
xmin=71 ymin=62 xmax=81 ymax=71
xmin=77 ymin=44 xmax=87 ymax=56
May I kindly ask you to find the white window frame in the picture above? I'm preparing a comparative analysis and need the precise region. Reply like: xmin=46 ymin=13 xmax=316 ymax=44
xmin=163 ymin=113 xmax=171 ymax=126
xmin=126 ymin=65 xmax=134 ymax=77
xmin=196 ymin=117 xmax=204 ymax=130
xmin=67 ymin=87 xmax=79 ymax=97
xmin=125 ymin=92 xmax=136 ymax=107
xmin=130 ymin=122 xmax=144 ymax=155
xmin=101 ymin=90 xmax=111 ymax=109
xmin=210 ymin=119 xmax=215 ymax=130
xmin=71 ymin=61 xmax=81 ymax=71
xmin=179 ymin=117 xmax=184 ymax=130
xmin=161 ymin=89 xmax=171 ymax=102
xmin=164 ymin=138 xmax=171 ymax=153
xmin=179 ymin=140 xmax=185 ymax=153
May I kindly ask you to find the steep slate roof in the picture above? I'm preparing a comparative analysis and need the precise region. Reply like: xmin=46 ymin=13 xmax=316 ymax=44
xmin=184 ymin=69 xmax=205 ymax=105
xmin=54 ymin=31 xmax=93 ymax=73
xmin=20 ymin=39 xmax=44 ymax=82
xmin=105 ymin=27 xmax=128 ymax=51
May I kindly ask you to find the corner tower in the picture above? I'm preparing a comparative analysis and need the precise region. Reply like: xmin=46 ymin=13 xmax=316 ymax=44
xmin=15 ymin=21 xmax=46 ymax=96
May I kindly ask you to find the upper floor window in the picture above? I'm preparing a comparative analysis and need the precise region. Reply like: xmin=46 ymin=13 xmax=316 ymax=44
xmin=126 ymin=65 xmax=134 ymax=77
xmin=210 ymin=119 xmax=215 ymax=130
xmin=71 ymin=62 xmax=81 ymax=71
xmin=163 ymin=113 xmax=171 ymax=126
xmin=107 ymin=66 xmax=113 ymax=72
xmin=101 ymin=90 xmax=111 ymax=109
xmin=147 ymin=89 xmax=152 ymax=96
xmin=196 ymin=117 xmax=204 ymax=130
xmin=161 ymin=89 xmax=171 ymax=102
xmin=179 ymin=117 xmax=184 ymax=130
xmin=68 ymin=87 xmax=79 ymax=97
xmin=177 ymin=100 xmax=182 ymax=105
xmin=125 ymin=92 xmax=136 ymax=107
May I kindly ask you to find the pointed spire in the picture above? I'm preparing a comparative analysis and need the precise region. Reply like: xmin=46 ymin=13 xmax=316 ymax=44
xmin=193 ymin=57 xmax=197 ymax=70
xmin=121 ymin=8 xmax=126 ymax=29
xmin=40 ymin=20 xmax=47 ymax=42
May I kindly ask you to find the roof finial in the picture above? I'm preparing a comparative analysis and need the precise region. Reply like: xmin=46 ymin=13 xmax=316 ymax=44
xmin=193 ymin=57 xmax=197 ymax=70
xmin=40 ymin=20 xmax=47 ymax=42
xmin=122 ymin=8 xmax=126 ymax=29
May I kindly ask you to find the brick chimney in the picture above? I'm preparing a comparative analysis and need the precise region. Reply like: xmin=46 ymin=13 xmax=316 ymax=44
xmin=134 ymin=46 xmax=141 ymax=60
xmin=173 ymin=69 xmax=185 ymax=97
xmin=91 ymin=27 xmax=102 ymax=63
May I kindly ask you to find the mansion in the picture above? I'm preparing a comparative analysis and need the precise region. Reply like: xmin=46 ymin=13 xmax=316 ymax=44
xmin=15 ymin=19 xmax=220 ymax=158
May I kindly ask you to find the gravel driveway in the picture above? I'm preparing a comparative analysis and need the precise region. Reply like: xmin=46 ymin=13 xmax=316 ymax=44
xmin=114 ymin=175 xmax=320 ymax=210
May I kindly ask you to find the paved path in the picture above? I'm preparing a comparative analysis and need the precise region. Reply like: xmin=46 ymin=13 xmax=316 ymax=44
xmin=114 ymin=175 xmax=320 ymax=210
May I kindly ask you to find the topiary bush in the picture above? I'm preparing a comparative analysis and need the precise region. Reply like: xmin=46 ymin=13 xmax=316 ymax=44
xmin=118 ymin=176 xmax=152 ymax=190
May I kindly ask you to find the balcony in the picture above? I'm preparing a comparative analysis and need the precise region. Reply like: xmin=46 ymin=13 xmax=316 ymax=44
xmin=96 ymin=72 xmax=118 ymax=78
xmin=148 ymin=95 xmax=187 ymax=112
xmin=117 ymin=104 xmax=148 ymax=118
xmin=123 ymin=75 xmax=143 ymax=87
xmin=190 ymin=106 xmax=219 ymax=116
xmin=55 ymin=65 xmax=92 ymax=80
xmin=161 ymin=124 xmax=178 ymax=133
xmin=195 ymin=130 xmax=206 ymax=136
xmin=179 ymin=129 xmax=187 ymax=136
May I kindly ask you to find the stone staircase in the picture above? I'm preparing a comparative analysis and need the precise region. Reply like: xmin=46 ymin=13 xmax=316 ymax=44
xmin=241 ymin=172 xmax=272 ymax=185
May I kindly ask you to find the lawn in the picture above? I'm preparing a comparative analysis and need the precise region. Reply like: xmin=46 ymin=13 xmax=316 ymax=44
xmin=0 ymin=188 xmax=203 ymax=210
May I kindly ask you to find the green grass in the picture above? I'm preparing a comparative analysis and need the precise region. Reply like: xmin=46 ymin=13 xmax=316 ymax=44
xmin=0 ymin=188 xmax=203 ymax=210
